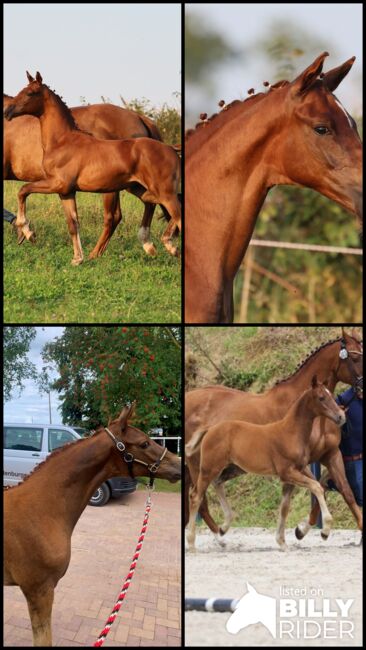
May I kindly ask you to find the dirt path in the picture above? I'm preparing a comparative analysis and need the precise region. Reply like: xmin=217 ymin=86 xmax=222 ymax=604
xmin=185 ymin=527 xmax=362 ymax=647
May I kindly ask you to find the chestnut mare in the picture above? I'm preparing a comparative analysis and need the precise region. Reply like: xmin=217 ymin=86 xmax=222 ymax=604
xmin=185 ymin=52 xmax=362 ymax=322
xmin=4 ymin=94 xmax=166 ymax=258
xmin=185 ymin=329 xmax=363 ymax=548
xmin=4 ymin=404 xmax=181 ymax=647
xmin=4 ymin=73 xmax=181 ymax=265
xmin=186 ymin=377 xmax=346 ymax=551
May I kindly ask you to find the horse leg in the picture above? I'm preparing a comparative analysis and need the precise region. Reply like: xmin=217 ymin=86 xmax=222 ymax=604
xmin=186 ymin=458 xmax=221 ymax=538
xmin=137 ymin=203 xmax=158 ymax=256
xmin=212 ymin=479 xmax=235 ymax=538
xmin=15 ymin=182 xmax=37 ymax=244
xmin=280 ymin=467 xmax=333 ymax=540
xmin=59 ymin=194 xmax=84 ymax=265
xmin=187 ymin=467 xmax=218 ymax=552
xmin=89 ymin=192 xmax=122 ymax=259
xmin=295 ymin=469 xmax=330 ymax=540
xmin=275 ymin=483 xmax=295 ymax=551
xmin=159 ymin=196 xmax=181 ymax=257
xmin=22 ymin=583 xmax=54 ymax=646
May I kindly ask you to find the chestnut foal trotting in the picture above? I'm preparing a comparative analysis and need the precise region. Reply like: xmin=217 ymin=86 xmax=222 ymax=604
xmin=185 ymin=328 xmax=363 ymax=548
xmin=186 ymin=377 xmax=346 ymax=551
xmin=185 ymin=52 xmax=362 ymax=322
xmin=4 ymin=72 xmax=181 ymax=265
xmin=4 ymin=404 xmax=181 ymax=646
xmin=4 ymin=94 xmax=165 ymax=257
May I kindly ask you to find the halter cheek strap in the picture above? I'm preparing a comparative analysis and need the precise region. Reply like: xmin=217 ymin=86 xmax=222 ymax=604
xmin=104 ymin=427 xmax=168 ymax=488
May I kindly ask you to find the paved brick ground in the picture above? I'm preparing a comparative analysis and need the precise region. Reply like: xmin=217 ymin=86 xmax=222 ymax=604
xmin=4 ymin=490 xmax=181 ymax=647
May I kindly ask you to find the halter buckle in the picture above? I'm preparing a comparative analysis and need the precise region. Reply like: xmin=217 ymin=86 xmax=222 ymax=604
xmin=116 ymin=441 xmax=126 ymax=452
xmin=149 ymin=463 xmax=159 ymax=474
xmin=124 ymin=452 xmax=134 ymax=463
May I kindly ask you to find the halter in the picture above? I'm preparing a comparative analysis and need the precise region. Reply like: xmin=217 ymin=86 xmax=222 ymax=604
xmin=338 ymin=338 xmax=363 ymax=396
xmin=104 ymin=427 xmax=168 ymax=489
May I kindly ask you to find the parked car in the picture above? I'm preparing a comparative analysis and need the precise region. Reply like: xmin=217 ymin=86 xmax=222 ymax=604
xmin=3 ymin=423 xmax=137 ymax=506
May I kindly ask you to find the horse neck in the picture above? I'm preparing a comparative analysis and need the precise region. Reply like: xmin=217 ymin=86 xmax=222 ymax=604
xmin=27 ymin=433 xmax=124 ymax=532
xmin=39 ymin=88 xmax=75 ymax=150
xmin=187 ymin=92 xmax=286 ymax=279
xmin=270 ymin=343 xmax=338 ymax=405
xmin=282 ymin=390 xmax=318 ymax=439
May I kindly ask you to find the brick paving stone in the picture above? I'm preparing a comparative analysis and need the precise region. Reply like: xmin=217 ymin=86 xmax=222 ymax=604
xmin=4 ymin=490 xmax=181 ymax=646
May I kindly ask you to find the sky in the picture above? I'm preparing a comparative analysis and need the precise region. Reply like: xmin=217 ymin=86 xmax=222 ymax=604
xmin=4 ymin=3 xmax=181 ymax=108
xmin=4 ymin=327 xmax=64 ymax=424
xmin=186 ymin=3 xmax=362 ymax=121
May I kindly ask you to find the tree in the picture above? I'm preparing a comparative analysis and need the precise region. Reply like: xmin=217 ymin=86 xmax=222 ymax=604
xmin=3 ymin=327 xmax=37 ymax=401
xmin=41 ymin=326 xmax=181 ymax=434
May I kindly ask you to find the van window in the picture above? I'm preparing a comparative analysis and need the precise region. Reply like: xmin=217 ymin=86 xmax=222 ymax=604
xmin=4 ymin=426 xmax=43 ymax=451
xmin=49 ymin=428 xmax=77 ymax=451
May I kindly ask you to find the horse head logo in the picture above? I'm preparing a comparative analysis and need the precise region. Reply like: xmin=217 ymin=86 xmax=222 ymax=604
xmin=226 ymin=582 xmax=276 ymax=638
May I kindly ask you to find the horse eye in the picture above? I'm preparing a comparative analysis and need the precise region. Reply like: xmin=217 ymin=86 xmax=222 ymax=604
xmin=314 ymin=126 xmax=330 ymax=135
xmin=319 ymin=396 xmax=325 ymax=401
xmin=140 ymin=441 xmax=149 ymax=449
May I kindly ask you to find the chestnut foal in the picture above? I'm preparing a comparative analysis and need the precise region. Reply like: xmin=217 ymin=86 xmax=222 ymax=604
xmin=4 ymin=72 xmax=181 ymax=265
xmin=186 ymin=377 xmax=345 ymax=551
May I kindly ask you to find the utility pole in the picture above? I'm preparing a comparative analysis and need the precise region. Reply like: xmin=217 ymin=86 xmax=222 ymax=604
xmin=48 ymin=391 xmax=52 ymax=424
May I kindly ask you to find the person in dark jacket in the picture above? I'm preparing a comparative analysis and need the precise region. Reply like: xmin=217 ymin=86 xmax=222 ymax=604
xmin=328 ymin=381 xmax=363 ymax=506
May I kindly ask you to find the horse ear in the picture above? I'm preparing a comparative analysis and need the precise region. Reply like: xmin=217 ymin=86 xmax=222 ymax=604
xmin=35 ymin=71 xmax=43 ymax=84
xmin=291 ymin=52 xmax=329 ymax=95
xmin=311 ymin=374 xmax=318 ymax=388
xmin=322 ymin=56 xmax=356 ymax=92
xmin=26 ymin=71 xmax=35 ymax=83
xmin=117 ymin=402 xmax=136 ymax=430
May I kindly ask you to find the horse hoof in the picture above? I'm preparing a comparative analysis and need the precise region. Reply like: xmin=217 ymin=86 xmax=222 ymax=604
xmin=28 ymin=232 xmax=36 ymax=243
xmin=71 ymin=258 xmax=83 ymax=266
xmin=214 ymin=534 xmax=226 ymax=548
xmin=17 ymin=234 xmax=26 ymax=245
xmin=321 ymin=531 xmax=330 ymax=541
xmin=295 ymin=526 xmax=304 ymax=540
xmin=143 ymin=242 xmax=157 ymax=257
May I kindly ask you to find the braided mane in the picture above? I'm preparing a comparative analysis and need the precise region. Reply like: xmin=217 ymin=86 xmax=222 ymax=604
xmin=274 ymin=336 xmax=343 ymax=387
xmin=185 ymin=80 xmax=290 ymax=146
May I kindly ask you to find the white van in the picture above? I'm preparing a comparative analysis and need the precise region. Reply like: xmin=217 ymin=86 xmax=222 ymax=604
xmin=3 ymin=423 xmax=136 ymax=505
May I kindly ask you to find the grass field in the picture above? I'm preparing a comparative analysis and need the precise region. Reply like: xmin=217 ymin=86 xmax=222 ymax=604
xmin=4 ymin=182 xmax=181 ymax=323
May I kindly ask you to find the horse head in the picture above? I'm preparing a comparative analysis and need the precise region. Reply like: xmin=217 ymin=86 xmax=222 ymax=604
xmin=4 ymin=71 xmax=45 ymax=121
xmin=105 ymin=403 xmax=181 ymax=482
xmin=280 ymin=52 xmax=362 ymax=225
xmin=310 ymin=375 xmax=346 ymax=425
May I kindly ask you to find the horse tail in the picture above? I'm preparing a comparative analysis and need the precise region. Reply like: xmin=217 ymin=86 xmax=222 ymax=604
xmin=137 ymin=114 xmax=163 ymax=141
xmin=185 ymin=429 xmax=207 ymax=458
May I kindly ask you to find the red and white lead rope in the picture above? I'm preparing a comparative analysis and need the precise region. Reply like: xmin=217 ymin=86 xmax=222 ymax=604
xmin=94 ymin=493 xmax=152 ymax=647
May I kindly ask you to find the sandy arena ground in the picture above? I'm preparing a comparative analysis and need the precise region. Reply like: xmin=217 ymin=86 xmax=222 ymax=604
xmin=185 ymin=527 xmax=362 ymax=647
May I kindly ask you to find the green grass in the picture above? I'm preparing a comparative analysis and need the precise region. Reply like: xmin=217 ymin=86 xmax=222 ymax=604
xmin=137 ymin=478 xmax=181 ymax=493
xmin=4 ymin=182 xmax=181 ymax=323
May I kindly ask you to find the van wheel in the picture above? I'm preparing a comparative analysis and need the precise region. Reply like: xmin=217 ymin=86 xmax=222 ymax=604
xmin=89 ymin=483 xmax=110 ymax=506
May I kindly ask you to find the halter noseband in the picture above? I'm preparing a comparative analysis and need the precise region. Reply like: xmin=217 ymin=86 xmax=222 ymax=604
xmin=104 ymin=427 xmax=168 ymax=488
